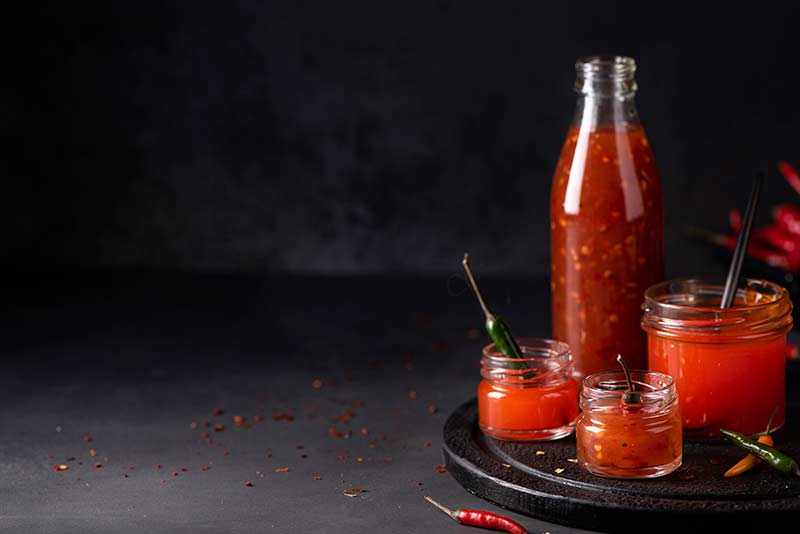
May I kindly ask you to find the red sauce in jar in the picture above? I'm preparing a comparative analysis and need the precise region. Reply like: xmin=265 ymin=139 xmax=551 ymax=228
xmin=550 ymin=125 xmax=663 ymax=378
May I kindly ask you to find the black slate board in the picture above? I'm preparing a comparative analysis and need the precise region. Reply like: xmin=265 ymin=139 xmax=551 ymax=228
xmin=443 ymin=398 xmax=800 ymax=533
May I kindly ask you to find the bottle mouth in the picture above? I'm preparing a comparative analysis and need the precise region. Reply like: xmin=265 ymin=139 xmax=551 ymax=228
xmin=574 ymin=56 xmax=637 ymax=97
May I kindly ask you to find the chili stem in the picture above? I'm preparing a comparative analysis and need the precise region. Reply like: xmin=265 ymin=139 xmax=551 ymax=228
xmin=424 ymin=495 xmax=459 ymax=521
xmin=462 ymin=254 xmax=493 ymax=321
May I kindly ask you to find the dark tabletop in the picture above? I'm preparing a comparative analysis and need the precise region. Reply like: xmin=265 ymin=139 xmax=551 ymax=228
xmin=2 ymin=273 xmax=796 ymax=533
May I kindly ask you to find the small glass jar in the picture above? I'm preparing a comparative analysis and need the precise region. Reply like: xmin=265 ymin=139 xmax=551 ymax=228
xmin=576 ymin=370 xmax=682 ymax=479
xmin=642 ymin=277 xmax=793 ymax=437
xmin=478 ymin=338 xmax=578 ymax=441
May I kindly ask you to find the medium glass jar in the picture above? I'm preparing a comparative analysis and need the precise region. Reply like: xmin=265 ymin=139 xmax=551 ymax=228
xmin=576 ymin=370 xmax=682 ymax=479
xmin=642 ymin=277 xmax=793 ymax=437
xmin=550 ymin=56 xmax=664 ymax=379
xmin=478 ymin=338 xmax=578 ymax=441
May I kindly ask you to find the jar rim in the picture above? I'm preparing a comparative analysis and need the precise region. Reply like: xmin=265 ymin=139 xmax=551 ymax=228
xmin=582 ymin=370 xmax=674 ymax=394
xmin=482 ymin=337 xmax=571 ymax=363
xmin=643 ymin=276 xmax=789 ymax=312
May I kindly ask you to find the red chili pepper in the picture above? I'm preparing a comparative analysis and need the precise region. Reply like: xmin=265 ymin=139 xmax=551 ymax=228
xmin=778 ymin=161 xmax=800 ymax=195
xmin=773 ymin=205 xmax=800 ymax=236
xmin=425 ymin=496 xmax=528 ymax=534
xmin=729 ymin=208 xmax=742 ymax=233
xmin=752 ymin=225 xmax=798 ymax=253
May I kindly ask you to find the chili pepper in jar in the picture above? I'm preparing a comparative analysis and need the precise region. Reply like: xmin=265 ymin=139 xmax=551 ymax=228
xmin=724 ymin=407 xmax=777 ymax=477
xmin=462 ymin=254 xmax=523 ymax=360
xmin=424 ymin=496 xmax=528 ymax=534
xmin=720 ymin=429 xmax=800 ymax=477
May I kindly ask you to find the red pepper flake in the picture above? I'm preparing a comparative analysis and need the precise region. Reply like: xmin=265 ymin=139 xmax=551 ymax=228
xmin=245 ymin=481 xmax=253 ymax=487
xmin=211 ymin=408 xmax=224 ymax=416
xmin=274 ymin=467 xmax=290 ymax=473
xmin=266 ymin=452 xmax=273 ymax=459
xmin=272 ymin=411 xmax=295 ymax=422
xmin=83 ymin=435 xmax=93 ymax=443
xmin=156 ymin=464 xmax=163 ymax=469
xmin=253 ymin=414 xmax=264 ymax=422
xmin=423 ymin=441 xmax=432 ymax=448
xmin=94 ymin=463 xmax=103 ymax=468
xmin=190 ymin=421 xmax=198 ymax=429
xmin=356 ymin=457 xmax=364 ymax=463
xmin=328 ymin=427 xmax=351 ymax=439
xmin=201 ymin=466 xmax=210 ymax=471
xmin=343 ymin=490 xmax=358 ymax=497
xmin=214 ymin=423 xmax=225 ymax=433
xmin=161 ymin=480 xmax=167 ymax=484
xmin=312 ymin=378 xmax=323 ymax=389
xmin=336 ymin=454 xmax=347 ymax=461
xmin=368 ymin=443 xmax=378 ymax=449
xmin=435 ymin=464 xmax=447 ymax=473
xmin=233 ymin=415 xmax=250 ymax=428
xmin=360 ymin=428 xmax=369 ymax=436
xmin=180 ymin=467 xmax=189 ymax=472
xmin=53 ymin=464 xmax=69 ymax=471
xmin=678 ymin=472 xmax=696 ymax=481
xmin=408 ymin=389 xmax=418 ymax=399
xmin=171 ymin=471 xmax=179 ymax=476
xmin=428 ymin=404 xmax=438 ymax=414
xmin=89 ymin=449 xmax=97 ymax=457
xmin=203 ymin=420 xmax=211 ymax=428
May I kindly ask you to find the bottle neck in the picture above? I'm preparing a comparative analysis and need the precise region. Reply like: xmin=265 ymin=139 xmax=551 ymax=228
xmin=571 ymin=56 xmax=641 ymax=131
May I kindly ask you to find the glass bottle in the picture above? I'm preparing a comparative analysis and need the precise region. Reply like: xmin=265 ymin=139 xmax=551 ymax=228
xmin=550 ymin=56 xmax=664 ymax=379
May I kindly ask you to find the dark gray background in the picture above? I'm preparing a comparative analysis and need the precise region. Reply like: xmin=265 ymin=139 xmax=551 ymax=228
xmin=5 ymin=1 xmax=800 ymax=276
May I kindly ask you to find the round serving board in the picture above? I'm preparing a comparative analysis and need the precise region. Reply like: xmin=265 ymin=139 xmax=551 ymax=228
xmin=442 ymin=398 xmax=800 ymax=533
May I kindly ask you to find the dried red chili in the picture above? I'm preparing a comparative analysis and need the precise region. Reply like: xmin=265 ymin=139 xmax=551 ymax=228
xmin=211 ymin=408 xmax=224 ymax=416
xmin=274 ymin=467 xmax=290 ymax=473
xmin=53 ymin=464 xmax=69 ymax=471
xmin=424 ymin=496 xmax=527 ymax=534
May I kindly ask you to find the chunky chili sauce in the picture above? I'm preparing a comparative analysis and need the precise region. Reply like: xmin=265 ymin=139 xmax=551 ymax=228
xmin=551 ymin=125 xmax=663 ymax=378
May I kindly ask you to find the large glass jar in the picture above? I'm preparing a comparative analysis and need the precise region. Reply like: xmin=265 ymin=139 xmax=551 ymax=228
xmin=550 ymin=56 xmax=664 ymax=379
xmin=478 ymin=338 xmax=578 ymax=441
xmin=642 ymin=277 xmax=793 ymax=436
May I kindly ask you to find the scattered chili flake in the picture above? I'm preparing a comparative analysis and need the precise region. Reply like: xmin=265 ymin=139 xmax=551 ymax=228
xmin=203 ymin=420 xmax=210 ymax=427
xmin=360 ymin=428 xmax=369 ymax=435
xmin=312 ymin=379 xmax=323 ymax=389
xmin=428 ymin=404 xmax=438 ymax=414
xmin=368 ymin=443 xmax=378 ymax=449
xmin=274 ymin=467 xmax=290 ymax=473
xmin=171 ymin=471 xmax=179 ymax=476
xmin=501 ymin=463 xmax=511 ymax=468
xmin=180 ymin=467 xmax=189 ymax=472
xmin=233 ymin=415 xmax=250 ymax=428
xmin=328 ymin=427 xmax=350 ymax=439
xmin=435 ymin=464 xmax=447 ymax=473
xmin=313 ymin=475 xmax=322 ymax=481
xmin=201 ymin=466 xmax=210 ymax=471
xmin=356 ymin=457 xmax=364 ymax=463
xmin=336 ymin=454 xmax=347 ymax=461
xmin=709 ymin=458 xmax=723 ymax=465
xmin=408 ymin=389 xmax=418 ymax=399
xmin=343 ymin=490 xmax=358 ymax=497
xmin=567 ymin=458 xmax=579 ymax=464
xmin=94 ymin=463 xmax=103 ymax=468
xmin=214 ymin=423 xmax=225 ymax=433
xmin=211 ymin=408 xmax=224 ymax=416
xmin=83 ymin=435 xmax=93 ymax=443
xmin=190 ymin=421 xmax=198 ymax=429
xmin=351 ymin=487 xmax=367 ymax=493
xmin=89 ymin=449 xmax=97 ymax=457
xmin=54 ymin=464 xmax=69 ymax=471
xmin=156 ymin=464 xmax=163 ymax=469
xmin=245 ymin=481 xmax=253 ymax=487
xmin=272 ymin=411 xmax=295 ymax=422
xmin=554 ymin=468 xmax=565 ymax=474
xmin=266 ymin=452 xmax=273 ymax=459
xmin=678 ymin=472 xmax=696 ymax=481
xmin=423 ymin=441 xmax=431 ymax=448
xmin=253 ymin=414 xmax=264 ymax=422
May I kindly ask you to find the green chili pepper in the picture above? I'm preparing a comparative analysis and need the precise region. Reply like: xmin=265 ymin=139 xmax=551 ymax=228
xmin=720 ymin=428 xmax=800 ymax=477
xmin=462 ymin=253 xmax=523 ymax=359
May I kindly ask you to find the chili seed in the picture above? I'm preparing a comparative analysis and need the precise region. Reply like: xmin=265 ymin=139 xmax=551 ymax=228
xmin=54 ymin=464 xmax=69 ymax=471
